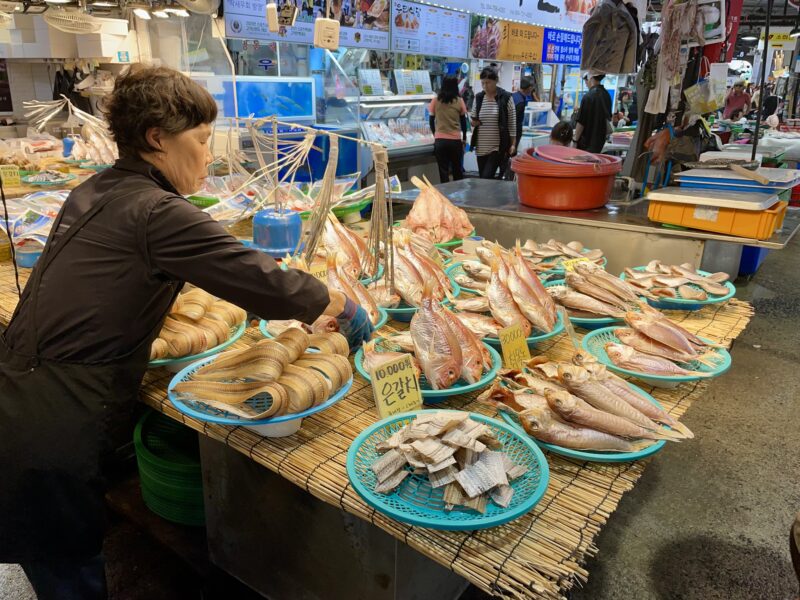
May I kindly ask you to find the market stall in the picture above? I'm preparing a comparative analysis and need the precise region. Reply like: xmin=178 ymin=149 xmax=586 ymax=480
xmin=0 ymin=261 xmax=753 ymax=599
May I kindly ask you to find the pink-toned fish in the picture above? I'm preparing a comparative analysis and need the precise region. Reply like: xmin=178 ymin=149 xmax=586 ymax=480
xmin=326 ymin=251 xmax=359 ymax=305
xmin=433 ymin=304 xmax=487 ymax=383
xmin=323 ymin=216 xmax=360 ymax=279
xmin=409 ymin=281 xmax=463 ymax=389
xmin=453 ymin=312 xmax=502 ymax=338
xmin=486 ymin=260 xmax=532 ymax=336
xmin=604 ymin=343 xmax=713 ymax=377
xmin=624 ymin=311 xmax=698 ymax=356
xmin=335 ymin=255 xmax=381 ymax=326
xmin=390 ymin=247 xmax=424 ymax=307
xmin=396 ymin=230 xmax=446 ymax=299
xmin=498 ymin=250 xmax=554 ymax=333
xmin=512 ymin=242 xmax=557 ymax=327
xmin=615 ymin=327 xmax=700 ymax=363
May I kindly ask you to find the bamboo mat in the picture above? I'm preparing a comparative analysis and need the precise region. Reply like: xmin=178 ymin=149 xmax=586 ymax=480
xmin=0 ymin=261 xmax=754 ymax=598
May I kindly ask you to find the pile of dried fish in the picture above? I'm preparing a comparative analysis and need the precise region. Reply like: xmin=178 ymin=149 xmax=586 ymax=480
xmin=623 ymin=260 xmax=730 ymax=301
xmin=604 ymin=304 xmax=723 ymax=377
xmin=452 ymin=242 xmax=558 ymax=338
xmin=173 ymin=329 xmax=352 ymax=420
xmin=548 ymin=261 xmax=652 ymax=319
xmin=367 ymin=229 xmax=453 ymax=309
xmin=480 ymin=351 xmax=693 ymax=453
xmin=150 ymin=289 xmax=247 ymax=361
xmin=370 ymin=411 xmax=528 ymax=513
xmin=520 ymin=239 xmax=604 ymax=271
xmin=26 ymin=170 xmax=72 ymax=184
xmin=405 ymin=177 xmax=474 ymax=243
xmin=363 ymin=281 xmax=493 ymax=390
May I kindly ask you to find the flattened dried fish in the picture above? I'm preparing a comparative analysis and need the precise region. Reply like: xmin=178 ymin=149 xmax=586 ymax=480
xmin=375 ymin=469 xmax=409 ymax=494
xmin=429 ymin=465 xmax=458 ymax=488
xmin=490 ymin=484 xmax=514 ymax=508
xmin=371 ymin=449 xmax=408 ymax=483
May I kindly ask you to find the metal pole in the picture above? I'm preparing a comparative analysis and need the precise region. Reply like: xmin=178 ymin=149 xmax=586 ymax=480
xmin=752 ymin=0 xmax=774 ymax=161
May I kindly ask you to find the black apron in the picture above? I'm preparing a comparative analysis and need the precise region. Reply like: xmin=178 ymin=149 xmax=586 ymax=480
xmin=0 ymin=192 xmax=160 ymax=562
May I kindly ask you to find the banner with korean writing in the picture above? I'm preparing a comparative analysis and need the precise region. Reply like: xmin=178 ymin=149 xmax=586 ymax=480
xmin=469 ymin=15 xmax=543 ymax=61
xmin=542 ymin=28 xmax=582 ymax=64
xmin=417 ymin=0 xmax=589 ymax=32
xmin=224 ymin=0 xmax=390 ymax=50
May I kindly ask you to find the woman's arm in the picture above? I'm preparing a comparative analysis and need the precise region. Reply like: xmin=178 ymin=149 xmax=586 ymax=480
xmin=507 ymin=96 xmax=517 ymax=154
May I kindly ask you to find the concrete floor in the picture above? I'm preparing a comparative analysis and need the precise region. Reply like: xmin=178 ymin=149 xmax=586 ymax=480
xmin=1 ymin=238 xmax=799 ymax=599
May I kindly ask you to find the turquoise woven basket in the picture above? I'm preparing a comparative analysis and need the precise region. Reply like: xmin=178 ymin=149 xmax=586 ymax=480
xmin=581 ymin=326 xmax=732 ymax=386
xmin=354 ymin=337 xmax=501 ymax=403
xmin=620 ymin=266 xmax=736 ymax=311
xmin=346 ymin=410 xmax=549 ymax=531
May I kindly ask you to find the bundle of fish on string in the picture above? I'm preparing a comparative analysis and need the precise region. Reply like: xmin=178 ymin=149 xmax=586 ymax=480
xmin=173 ymin=329 xmax=352 ymax=420
xmin=369 ymin=411 xmax=528 ymax=513
xmin=606 ymin=304 xmax=725 ymax=377
xmin=404 ymin=175 xmax=474 ymax=243
xmin=479 ymin=351 xmax=693 ymax=453
xmin=454 ymin=239 xmax=605 ymax=292
xmin=150 ymin=288 xmax=247 ymax=361
xmin=449 ymin=242 xmax=559 ymax=338
xmin=362 ymin=280 xmax=493 ymax=390
xmin=547 ymin=261 xmax=653 ymax=320
xmin=623 ymin=260 xmax=730 ymax=301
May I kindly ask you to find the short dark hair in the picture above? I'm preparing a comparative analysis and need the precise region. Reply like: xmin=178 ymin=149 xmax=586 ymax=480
xmin=102 ymin=65 xmax=218 ymax=158
xmin=520 ymin=77 xmax=533 ymax=90
xmin=479 ymin=67 xmax=499 ymax=81
xmin=550 ymin=121 xmax=573 ymax=145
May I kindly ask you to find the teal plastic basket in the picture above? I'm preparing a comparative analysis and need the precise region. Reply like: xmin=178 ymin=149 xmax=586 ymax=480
xmin=620 ymin=266 xmax=736 ymax=311
xmin=148 ymin=321 xmax=247 ymax=370
xmin=581 ymin=326 xmax=732 ymax=385
xmin=260 ymin=307 xmax=388 ymax=340
xmin=445 ymin=262 xmax=485 ymax=295
xmin=482 ymin=311 xmax=565 ymax=350
xmin=354 ymin=338 xmax=501 ymax=403
xmin=497 ymin=383 xmax=668 ymax=463
xmin=543 ymin=280 xmax=622 ymax=330
xmin=346 ymin=410 xmax=549 ymax=531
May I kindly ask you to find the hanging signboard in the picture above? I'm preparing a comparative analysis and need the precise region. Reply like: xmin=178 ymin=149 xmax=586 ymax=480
xmin=224 ymin=0 xmax=391 ymax=50
xmin=391 ymin=0 xmax=470 ymax=59
xmin=469 ymin=16 xmax=544 ymax=61
xmin=542 ymin=28 xmax=582 ymax=64
xmin=414 ymin=0 xmax=588 ymax=32
xmin=394 ymin=69 xmax=432 ymax=95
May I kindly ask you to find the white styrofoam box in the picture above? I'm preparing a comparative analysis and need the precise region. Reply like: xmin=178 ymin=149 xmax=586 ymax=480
xmin=77 ymin=33 xmax=124 ymax=59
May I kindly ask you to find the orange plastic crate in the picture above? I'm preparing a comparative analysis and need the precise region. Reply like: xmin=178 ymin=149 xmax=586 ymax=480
xmin=648 ymin=200 xmax=787 ymax=240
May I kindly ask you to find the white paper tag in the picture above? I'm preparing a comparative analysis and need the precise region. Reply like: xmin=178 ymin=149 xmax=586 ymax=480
xmin=693 ymin=206 xmax=719 ymax=222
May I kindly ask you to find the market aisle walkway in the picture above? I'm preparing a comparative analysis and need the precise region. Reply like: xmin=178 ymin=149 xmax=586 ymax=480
xmin=571 ymin=237 xmax=800 ymax=600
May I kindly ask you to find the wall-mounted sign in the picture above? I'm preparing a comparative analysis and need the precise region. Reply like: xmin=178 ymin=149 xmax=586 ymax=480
xmin=224 ymin=0 xmax=390 ymax=50
xmin=391 ymin=0 xmax=470 ymax=58
xmin=542 ymin=28 xmax=582 ymax=64
xmin=413 ymin=0 xmax=588 ymax=32
xmin=394 ymin=69 xmax=432 ymax=95
xmin=469 ymin=16 xmax=543 ymax=62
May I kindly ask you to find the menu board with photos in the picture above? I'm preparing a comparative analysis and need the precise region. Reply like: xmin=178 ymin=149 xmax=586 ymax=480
xmin=391 ymin=0 xmax=470 ymax=58
xmin=394 ymin=69 xmax=433 ymax=95
xmin=224 ymin=0 xmax=390 ymax=50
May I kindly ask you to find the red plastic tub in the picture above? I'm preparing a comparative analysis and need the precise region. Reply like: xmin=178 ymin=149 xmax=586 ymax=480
xmin=511 ymin=147 xmax=622 ymax=210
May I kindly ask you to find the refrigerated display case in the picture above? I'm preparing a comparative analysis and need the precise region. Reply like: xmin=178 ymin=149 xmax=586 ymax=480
xmin=358 ymin=94 xmax=434 ymax=158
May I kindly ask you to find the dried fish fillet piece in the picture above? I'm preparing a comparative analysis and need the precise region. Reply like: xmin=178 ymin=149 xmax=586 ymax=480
xmin=429 ymin=465 xmax=458 ymax=488
xmin=427 ymin=456 xmax=457 ymax=473
xmin=478 ymin=450 xmax=509 ymax=488
xmin=443 ymin=482 xmax=466 ymax=511
xmin=461 ymin=493 xmax=488 ymax=514
xmin=490 ymin=484 xmax=514 ymax=508
xmin=455 ymin=462 xmax=498 ymax=498
xmin=425 ymin=412 xmax=471 ymax=437
xmin=411 ymin=438 xmax=457 ymax=464
xmin=371 ymin=449 xmax=407 ymax=483
xmin=375 ymin=469 xmax=409 ymax=494
xmin=507 ymin=464 xmax=528 ymax=481
xmin=454 ymin=447 xmax=479 ymax=469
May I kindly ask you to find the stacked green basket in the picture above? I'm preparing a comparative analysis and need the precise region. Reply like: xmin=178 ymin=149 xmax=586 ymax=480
xmin=134 ymin=409 xmax=205 ymax=526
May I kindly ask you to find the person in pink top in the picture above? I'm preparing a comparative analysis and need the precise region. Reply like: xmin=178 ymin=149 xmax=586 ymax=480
xmin=723 ymin=79 xmax=751 ymax=120
xmin=428 ymin=75 xmax=468 ymax=182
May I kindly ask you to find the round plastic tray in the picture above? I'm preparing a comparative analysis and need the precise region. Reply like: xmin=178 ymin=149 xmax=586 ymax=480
xmin=384 ymin=279 xmax=461 ymax=323
xmin=354 ymin=338 xmax=501 ymax=403
xmin=148 ymin=322 xmax=247 ymax=372
xmin=482 ymin=311 xmax=565 ymax=350
xmin=620 ymin=266 xmax=736 ymax=311
xmin=167 ymin=355 xmax=353 ymax=430
xmin=497 ymin=382 xmax=668 ymax=462
xmin=79 ymin=163 xmax=112 ymax=171
xmin=22 ymin=173 xmax=76 ymax=186
xmin=543 ymin=280 xmax=622 ymax=330
xmin=346 ymin=410 xmax=550 ymax=531
xmin=260 ymin=307 xmax=388 ymax=339
xmin=581 ymin=326 xmax=732 ymax=386
xmin=359 ymin=263 xmax=384 ymax=286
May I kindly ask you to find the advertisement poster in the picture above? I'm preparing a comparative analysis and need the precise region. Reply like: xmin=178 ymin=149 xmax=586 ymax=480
xmin=469 ymin=16 xmax=543 ymax=62
xmin=416 ymin=0 xmax=589 ymax=32
xmin=391 ymin=0 xmax=470 ymax=58
xmin=225 ymin=0 xmax=390 ymax=50
xmin=542 ymin=28 xmax=582 ymax=64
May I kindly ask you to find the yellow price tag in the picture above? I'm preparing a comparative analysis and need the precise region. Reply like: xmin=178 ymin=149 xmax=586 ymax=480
xmin=499 ymin=323 xmax=531 ymax=370
xmin=309 ymin=262 xmax=328 ymax=284
xmin=0 ymin=166 xmax=20 ymax=187
xmin=561 ymin=257 xmax=592 ymax=272
xmin=370 ymin=354 xmax=423 ymax=419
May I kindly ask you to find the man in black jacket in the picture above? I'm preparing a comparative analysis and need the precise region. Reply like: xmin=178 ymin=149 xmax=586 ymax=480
xmin=573 ymin=73 xmax=611 ymax=154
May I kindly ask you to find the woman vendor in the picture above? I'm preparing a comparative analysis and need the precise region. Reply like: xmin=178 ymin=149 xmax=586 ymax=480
xmin=0 ymin=66 xmax=373 ymax=599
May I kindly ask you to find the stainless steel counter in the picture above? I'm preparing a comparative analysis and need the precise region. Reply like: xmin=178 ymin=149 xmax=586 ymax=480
xmin=394 ymin=179 xmax=800 ymax=276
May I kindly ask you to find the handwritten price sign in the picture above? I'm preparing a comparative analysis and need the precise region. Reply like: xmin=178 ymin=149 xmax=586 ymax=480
xmin=370 ymin=354 xmax=423 ymax=418
xmin=309 ymin=262 xmax=329 ymax=284
xmin=499 ymin=323 xmax=531 ymax=370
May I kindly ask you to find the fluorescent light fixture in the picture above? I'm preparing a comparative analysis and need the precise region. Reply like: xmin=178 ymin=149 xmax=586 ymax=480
xmin=165 ymin=6 xmax=188 ymax=15
xmin=90 ymin=1 xmax=117 ymax=6
xmin=741 ymin=34 xmax=758 ymax=41
xmin=45 ymin=0 xmax=74 ymax=4
xmin=790 ymin=25 xmax=800 ymax=38
xmin=132 ymin=7 xmax=150 ymax=18
xmin=152 ymin=8 xmax=168 ymax=17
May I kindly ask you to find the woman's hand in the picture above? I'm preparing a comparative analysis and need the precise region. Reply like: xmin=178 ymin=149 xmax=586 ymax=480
xmin=335 ymin=297 xmax=375 ymax=351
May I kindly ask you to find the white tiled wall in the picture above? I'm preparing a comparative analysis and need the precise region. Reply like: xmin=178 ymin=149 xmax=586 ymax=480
xmin=5 ymin=62 xmax=53 ymax=118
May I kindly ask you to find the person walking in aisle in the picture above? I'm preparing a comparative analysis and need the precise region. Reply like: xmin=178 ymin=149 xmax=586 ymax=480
xmin=573 ymin=73 xmax=611 ymax=154
xmin=470 ymin=67 xmax=516 ymax=179
xmin=428 ymin=75 xmax=468 ymax=183
xmin=512 ymin=77 xmax=539 ymax=155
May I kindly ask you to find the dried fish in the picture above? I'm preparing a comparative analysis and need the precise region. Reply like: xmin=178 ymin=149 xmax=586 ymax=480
xmin=462 ymin=260 xmax=491 ymax=281
xmin=490 ymin=485 xmax=514 ymax=508
xmin=677 ymin=285 xmax=708 ymax=301
xmin=374 ymin=469 xmax=410 ymax=494
xmin=487 ymin=260 xmax=532 ymax=336
xmin=454 ymin=312 xmax=502 ymax=338
xmin=429 ymin=465 xmax=458 ymax=488
xmin=410 ymin=281 xmax=463 ymax=390
xmin=605 ymin=343 xmax=713 ymax=377
xmin=455 ymin=274 xmax=487 ymax=291
xmin=371 ymin=449 xmax=408 ymax=482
